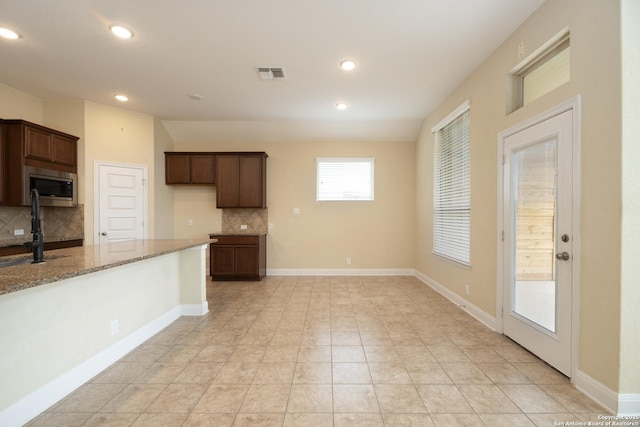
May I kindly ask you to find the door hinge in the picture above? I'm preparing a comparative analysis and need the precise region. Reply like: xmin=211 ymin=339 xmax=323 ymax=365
xmin=501 ymin=230 xmax=504 ymax=241
xmin=142 ymin=178 xmax=147 ymax=186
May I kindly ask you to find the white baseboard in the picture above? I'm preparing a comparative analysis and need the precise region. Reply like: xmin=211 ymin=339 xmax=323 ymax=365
xmin=0 ymin=307 xmax=182 ymax=427
xmin=414 ymin=270 xmax=498 ymax=331
xmin=181 ymin=302 xmax=209 ymax=316
xmin=574 ymin=370 xmax=640 ymax=416
xmin=266 ymin=268 xmax=415 ymax=276
xmin=574 ymin=370 xmax=619 ymax=415
xmin=618 ymin=394 xmax=640 ymax=416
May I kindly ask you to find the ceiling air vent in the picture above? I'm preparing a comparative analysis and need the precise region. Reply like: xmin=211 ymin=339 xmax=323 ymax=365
xmin=255 ymin=66 xmax=287 ymax=81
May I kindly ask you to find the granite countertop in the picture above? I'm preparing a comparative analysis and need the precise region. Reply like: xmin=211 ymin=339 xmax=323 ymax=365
xmin=0 ymin=239 xmax=210 ymax=297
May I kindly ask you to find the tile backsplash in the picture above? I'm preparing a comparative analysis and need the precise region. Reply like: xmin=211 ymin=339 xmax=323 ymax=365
xmin=222 ymin=208 xmax=268 ymax=234
xmin=0 ymin=205 xmax=84 ymax=247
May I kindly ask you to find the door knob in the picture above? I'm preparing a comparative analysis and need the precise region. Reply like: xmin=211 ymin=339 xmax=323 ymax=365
xmin=101 ymin=232 xmax=108 ymax=236
xmin=555 ymin=252 xmax=570 ymax=261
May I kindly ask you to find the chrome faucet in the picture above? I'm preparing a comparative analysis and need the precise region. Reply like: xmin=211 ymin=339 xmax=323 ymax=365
xmin=24 ymin=188 xmax=44 ymax=263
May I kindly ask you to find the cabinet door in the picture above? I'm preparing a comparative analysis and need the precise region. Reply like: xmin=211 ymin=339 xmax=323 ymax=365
xmin=52 ymin=134 xmax=77 ymax=167
xmin=238 ymin=155 xmax=264 ymax=208
xmin=235 ymin=246 xmax=259 ymax=276
xmin=211 ymin=245 xmax=236 ymax=276
xmin=216 ymin=155 xmax=240 ymax=207
xmin=190 ymin=154 xmax=215 ymax=184
xmin=165 ymin=154 xmax=191 ymax=184
xmin=24 ymin=126 xmax=53 ymax=162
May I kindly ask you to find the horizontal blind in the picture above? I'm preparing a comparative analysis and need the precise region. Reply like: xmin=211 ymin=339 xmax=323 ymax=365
xmin=317 ymin=158 xmax=374 ymax=201
xmin=433 ymin=107 xmax=470 ymax=264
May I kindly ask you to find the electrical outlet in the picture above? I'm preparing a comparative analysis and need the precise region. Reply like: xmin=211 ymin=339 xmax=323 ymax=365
xmin=187 ymin=219 xmax=193 ymax=226
xmin=293 ymin=207 xmax=301 ymax=215
xmin=268 ymin=223 xmax=273 ymax=230
xmin=346 ymin=257 xmax=352 ymax=265
xmin=14 ymin=229 xmax=25 ymax=236
xmin=110 ymin=319 xmax=119 ymax=336
xmin=240 ymin=224 xmax=248 ymax=230
xmin=465 ymin=284 xmax=470 ymax=296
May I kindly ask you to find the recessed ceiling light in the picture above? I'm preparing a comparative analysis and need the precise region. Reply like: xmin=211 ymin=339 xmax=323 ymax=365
xmin=336 ymin=102 xmax=349 ymax=111
xmin=114 ymin=94 xmax=129 ymax=102
xmin=339 ymin=59 xmax=357 ymax=71
xmin=0 ymin=27 xmax=21 ymax=40
xmin=109 ymin=25 xmax=133 ymax=39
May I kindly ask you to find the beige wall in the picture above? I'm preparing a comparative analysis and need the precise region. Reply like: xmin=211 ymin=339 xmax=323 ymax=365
xmin=620 ymin=0 xmax=640 ymax=394
xmin=153 ymin=119 xmax=175 ymax=239
xmin=83 ymin=102 xmax=156 ymax=245
xmin=0 ymin=84 xmax=43 ymax=123
xmin=416 ymin=0 xmax=624 ymax=391
xmin=171 ymin=140 xmax=416 ymax=270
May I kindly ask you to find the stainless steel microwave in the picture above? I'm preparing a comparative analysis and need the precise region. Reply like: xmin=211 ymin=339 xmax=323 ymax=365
xmin=23 ymin=166 xmax=78 ymax=207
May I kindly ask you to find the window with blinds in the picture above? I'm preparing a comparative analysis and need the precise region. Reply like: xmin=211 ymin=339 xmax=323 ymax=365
xmin=316 ymin=158 xmax=374 ymax=201
xmin=432 ymin=101 xmax=471 ymax=265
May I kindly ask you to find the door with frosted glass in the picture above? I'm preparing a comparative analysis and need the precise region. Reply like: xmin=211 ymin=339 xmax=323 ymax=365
xmin=502 ymin=109 xmax=573 ymax=376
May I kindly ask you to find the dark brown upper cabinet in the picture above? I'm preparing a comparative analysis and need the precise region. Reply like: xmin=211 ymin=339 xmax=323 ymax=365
xmin=4 ymin=120 xmax=78 ymax=174
xmin=165 ymin=152 xmax=215 ymax=185
xmin=215 ymin=152 xmax=267 ymax=208
xmin=1 ymin=120 xmax=79 ymax=206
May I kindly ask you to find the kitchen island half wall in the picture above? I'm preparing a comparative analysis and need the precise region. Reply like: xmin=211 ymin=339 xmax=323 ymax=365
xmin=0 ymin=239 xmax=209 ymax=426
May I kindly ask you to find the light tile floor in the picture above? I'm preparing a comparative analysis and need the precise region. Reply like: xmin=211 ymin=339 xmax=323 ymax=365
xmin=28 ymin=276 xmax=607 ymax=426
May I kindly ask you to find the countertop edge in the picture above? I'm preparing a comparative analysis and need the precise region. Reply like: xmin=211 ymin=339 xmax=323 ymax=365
xmin=1 ymin=240 xmax=209 ymax=297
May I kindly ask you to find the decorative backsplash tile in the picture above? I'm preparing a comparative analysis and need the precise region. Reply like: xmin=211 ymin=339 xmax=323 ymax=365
xmin=222 ymin=208 xmax=268 ymax=234
xmin=0 ymin=205 xmax=84 ymax=247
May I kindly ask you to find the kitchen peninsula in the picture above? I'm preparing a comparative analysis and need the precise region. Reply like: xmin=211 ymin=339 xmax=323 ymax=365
xmin=0 ymin=239 xmax=210 ymax=426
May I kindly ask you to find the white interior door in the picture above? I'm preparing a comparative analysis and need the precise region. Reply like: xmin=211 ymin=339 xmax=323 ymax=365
xmin=96 ymin=162 xmax=147 ymax=243
xmin=502 ymin=109 xmax=574 ymax=376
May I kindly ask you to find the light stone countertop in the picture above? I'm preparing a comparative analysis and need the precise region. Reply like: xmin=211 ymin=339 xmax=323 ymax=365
xmin=0 ymin=239 xmax=210 ymax=296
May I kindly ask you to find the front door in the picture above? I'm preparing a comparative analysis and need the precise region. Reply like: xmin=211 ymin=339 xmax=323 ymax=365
xmin=96 ymin=162 xmax=147 ymax=243
xmin=502 ymin=108 xmax=575 ymax=376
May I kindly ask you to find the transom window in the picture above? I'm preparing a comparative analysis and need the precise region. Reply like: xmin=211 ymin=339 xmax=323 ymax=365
xmin=509 ymin=30 xmax=571 ymax=113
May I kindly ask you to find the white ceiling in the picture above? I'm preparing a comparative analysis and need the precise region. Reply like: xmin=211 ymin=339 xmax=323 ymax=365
xmin=0 ymin=0 xmax=544 ymax=143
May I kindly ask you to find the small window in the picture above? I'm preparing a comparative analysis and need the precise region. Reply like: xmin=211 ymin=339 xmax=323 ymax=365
xmin=509 ymin=30 xmax=570 ymax=112
xmin=316 ymin=158 xmax=374 ymax=201
xmin=432 ymin=101 xmax=471 ymax=265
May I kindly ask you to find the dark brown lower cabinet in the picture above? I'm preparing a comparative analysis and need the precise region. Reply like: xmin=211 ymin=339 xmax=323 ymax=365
xmin=210 ymin=234 xmax=266 ymax=281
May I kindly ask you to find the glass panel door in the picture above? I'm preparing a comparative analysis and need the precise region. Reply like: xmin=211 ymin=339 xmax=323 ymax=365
xmin=501 ymin=107 xmax=574 ymax=377
xmin=512 ymin=139 xmax=557 ymax=332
